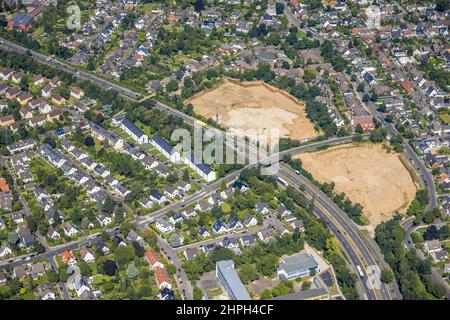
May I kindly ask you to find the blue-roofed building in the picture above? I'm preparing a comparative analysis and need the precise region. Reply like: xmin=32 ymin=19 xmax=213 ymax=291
xmin=216 ymin=260 xmax=251 ymax=300
xmin=150 ymin=190 xmax=167 ymax=204
xmin=159 ymin=287 xmax=175 ymax=300
xmin=168 ymin=213 xmax=183 ymax=225
xmin=151 ymin=135 xmax=181 ymax=163
xmin=8 ymin=13 xmax=34 ymax=31
xmin=202 ymin=20 xmax=216 ymax=29
xmin=183 ymin=152 xmax=216 ymax=182
xmin=55 ymin=128 xmax=65 ymax=137
xmin=202 ymin=243 xmax=217 ymax=253
xmin=221 ymin=237 xmax=239 ymax=249
xmin=115 ymin=117 xmax=148 ymax=144
xmin=231 ymin=181 xmax=249 ymax=192
xmin=239 ymin=235 xmax=257 ymax=247
xmin=198 ymin=227 xmax=210 ymax=238
xmin=362 ymin=72 xmax=374 ymax=84
xmin=213 ymin=220 xmax=228 ymax=234
xmin=228 ymin=215 xmax=244 ymax=231
xmin=391 ymin=29 xmax=401 ymax=39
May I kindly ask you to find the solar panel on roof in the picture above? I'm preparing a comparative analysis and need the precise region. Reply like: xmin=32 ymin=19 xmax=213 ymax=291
xmin=321 ymin=271 xmax=333 ymax=287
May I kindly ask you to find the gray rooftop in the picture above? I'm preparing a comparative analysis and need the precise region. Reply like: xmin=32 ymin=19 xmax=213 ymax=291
xmin=216 ymin=260 xmax=251 ymax=300
xmin=278 ymin=253 xmax=318 ymax=275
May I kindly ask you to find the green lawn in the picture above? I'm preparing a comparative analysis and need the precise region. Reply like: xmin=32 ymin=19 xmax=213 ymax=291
xmin=439 ymin=113 xmax=450 ymax=124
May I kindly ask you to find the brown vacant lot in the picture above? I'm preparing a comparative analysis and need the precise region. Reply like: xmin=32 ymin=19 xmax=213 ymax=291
xmin=296 ymin=143 xmax=417 ymax=231
xmin=185 ymin=79 xmax=318 ymax=145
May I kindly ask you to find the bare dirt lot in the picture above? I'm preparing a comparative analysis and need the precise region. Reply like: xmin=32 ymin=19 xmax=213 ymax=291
xmin=185 ymin=79 xmax=318 ymax=145
xmin=295 ymin=143 xmax=418 ymax=231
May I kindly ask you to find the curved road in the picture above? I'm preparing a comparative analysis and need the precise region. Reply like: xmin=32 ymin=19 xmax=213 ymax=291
xmin=278 ymin=165 xmax=397 ymax=300
xmin=0 ymin=36 xmax=397 ymax=300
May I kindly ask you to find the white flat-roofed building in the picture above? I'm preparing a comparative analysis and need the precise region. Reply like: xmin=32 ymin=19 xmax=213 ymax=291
xmin=216 ymin=260 xmax=251 ymax=300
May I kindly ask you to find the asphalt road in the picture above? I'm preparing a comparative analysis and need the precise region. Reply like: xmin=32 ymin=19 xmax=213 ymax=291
xmin=365 ymin=95 xmax=437 ymax=211
xmin=157 ymin=236 xmax=193 ymax=300
xmin=283 ymin=2 xmax=437 ymax=211
xmin=278 ymin=165 xmax=396 ymax=300
xmin=402 ymin=219 xmax=450 ymax=299
xmin=0 ymin=228 xmax=119 ymax=269
xmin=0 ymin=35 xmax=396 ymax=300
xmin=0 ymin=37 xmax=141 ymax=101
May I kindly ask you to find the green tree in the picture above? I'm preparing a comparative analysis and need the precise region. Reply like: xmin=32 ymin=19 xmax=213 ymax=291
xmin=261 ymin=288 xmax=272 ymax=299
xmin=8 ymin=232 xmax=19 ymax=245
xmin=424 ymin=225 xmax=439 ymax=241
xmin=193 ymin=287 xmax=203 ymax=300
xmin=79 ymin=262 xmax=92 ymax=277
xmin=139 ymin=285 xmax=152 ymax=297
xmin=271 ymin=281 xmax=293 ymax=297
xmin=126 ymin=263 xmax=139 ymax=279
xmin=58 ymin=266 xmax=69 ymax=282
xmin=301 ymin=281 xmax=312 ymax=290
xmin=355 ymin=124 xmax=364 ymax=134
xmin=256 ymin=254 xmax=278 ymax=277
xmin=33 ymin=243 xmax=45 ymax=254
xmin=275 ymin=2 xmax=285 ymax=15
xmin=380 ymin=269 xmax=394 ymax=284
xmin=114 ymin=246 xmax=135 ymax=265
xmin=84 ymin=136 xmax=95 ymax=147
xmin=167 ymin=264 xmax=176 ymax=275
xmin=194 ymin=0 xmax=205 ymax=12
xmin=166 ymin=80 xmax=179 ymax=92
xmin=238 ymin=264 xmax=259 ymax=284
xmin=438 ymin=224 xmax=450 ymax=240
xmin=47 ymin=269 xmax=59 ymax=283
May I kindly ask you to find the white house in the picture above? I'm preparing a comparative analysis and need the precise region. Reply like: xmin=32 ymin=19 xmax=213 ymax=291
xmin=36 ymin=283 xmax=56 ymax=300
xmin=151 ymin=135 xmax=181 ymax=163
xmin=116 ymin=117 xmax=148 ymax=144
xmin=150 ymin=191 xmax=167 ymax=205
xmin=0 ymin=244 xmax=12 ymax=258
xmin=139 ymin=197 xmax=154 ymax=209
xmin=164 ymin=186 xmax=179 ymax=199
xmin=255 ymin=201 xmax=270 ymax=215
xmin=63 ymin=223 xmax=78 ymax=237
xmin=183 ymin=152 xmax=216 ymax=182
xmin=198 ymin=227 xmax=210 ymax=238
xmin=80 ymin=247 xmax=95 ymax=263
xmin=47 ymin=227 xmax=60 ymax=240
xmin=181 ymin=208 xmax=197 ymax=219
xmin=213 ymin=220 xmax=229 ymax=234
xmin=178 ymin=181 xmax=191 ymax=193
xmin=244 ymin=215 xmax=258 ymax=227
xmin=155 ymin=218 xmax=174 ymax=234
xmin=96 ymin=214 xmax=112 ymax=227
xmin=168 ymin=214 xmax=184 ymax=225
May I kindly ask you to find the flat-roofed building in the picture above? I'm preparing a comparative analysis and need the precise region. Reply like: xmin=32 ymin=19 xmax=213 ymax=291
xmin=277 ymin=253 xmax=319 ymax=280
xmin=216 ymin=260 xmax=251 ymax=300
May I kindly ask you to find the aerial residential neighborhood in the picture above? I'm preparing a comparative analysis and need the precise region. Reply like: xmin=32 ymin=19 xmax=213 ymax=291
xmin=0 ymin=0 xmax=449 ymax=307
